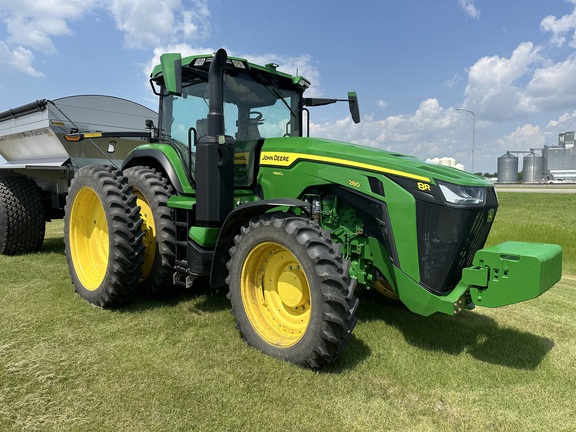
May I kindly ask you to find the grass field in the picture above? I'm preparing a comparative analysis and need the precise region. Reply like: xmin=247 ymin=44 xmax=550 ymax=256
xmin=1 ymin=192 xmax=575 ymax=431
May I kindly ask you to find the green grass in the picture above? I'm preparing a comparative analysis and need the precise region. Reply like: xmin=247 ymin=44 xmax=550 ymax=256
xmin=1 ymin=193 xmax=575 ymax=431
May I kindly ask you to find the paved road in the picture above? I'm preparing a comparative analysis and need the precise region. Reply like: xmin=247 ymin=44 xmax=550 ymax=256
xmin=496 ymin=187 xmax=576 ymax=194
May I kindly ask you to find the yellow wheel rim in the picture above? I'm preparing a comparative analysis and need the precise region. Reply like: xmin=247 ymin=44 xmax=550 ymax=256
xmin=134 ymin=190 xmax=156 ymax=280
xmin=69 ymin=187 xmax=109 ymax=291
xmin=375 ymin=278 xmax=399 ymax=300
xmin=241 ymin=241 xmax=311 ymax=347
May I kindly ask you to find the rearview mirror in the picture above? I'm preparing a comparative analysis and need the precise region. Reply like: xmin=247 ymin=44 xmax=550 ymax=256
xmin=303 ymin=92 xmax=361 ymax=124
xmin=348 ymin=92 xmax=360 ymax=124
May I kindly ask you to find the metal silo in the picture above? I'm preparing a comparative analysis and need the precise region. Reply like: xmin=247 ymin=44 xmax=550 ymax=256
xmin=497 ymin=152 xmax=518 ymax=183
xmin=523 ymin=151 xmax=543 ymax=183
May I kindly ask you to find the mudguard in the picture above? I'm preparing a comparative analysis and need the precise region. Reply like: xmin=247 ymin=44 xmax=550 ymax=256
xmin=210 ymin=198 xmax=311 ymax=289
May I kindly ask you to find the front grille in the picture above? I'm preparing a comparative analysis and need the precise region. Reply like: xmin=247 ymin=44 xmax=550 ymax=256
xmin=416 ymin=199 xmax=496 ymax=294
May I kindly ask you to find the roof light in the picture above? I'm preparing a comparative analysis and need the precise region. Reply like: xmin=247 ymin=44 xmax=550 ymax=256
xmin=231 ymin=59 xmax=246 ymax=69
xmin=193 ymin=57 xmax=207 ymax=67
xmin=293 ymin=76 xmax=311 ymax=89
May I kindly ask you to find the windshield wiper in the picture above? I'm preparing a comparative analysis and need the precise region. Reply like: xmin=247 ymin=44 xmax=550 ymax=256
xmin=258 ymin=75 xmax=298 ymax=123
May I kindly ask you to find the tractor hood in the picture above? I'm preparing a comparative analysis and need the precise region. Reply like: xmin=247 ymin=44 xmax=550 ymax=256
xmin=260 ymin=137 xmax=491 ymax=187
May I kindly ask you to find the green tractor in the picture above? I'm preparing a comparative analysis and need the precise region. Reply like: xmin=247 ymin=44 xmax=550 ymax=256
xmin=64 ymin=49 xmax=562 ymax=368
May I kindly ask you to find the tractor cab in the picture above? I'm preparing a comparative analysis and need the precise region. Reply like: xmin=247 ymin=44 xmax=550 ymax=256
xmin=150 ymin=53 xmax=358 ymax=191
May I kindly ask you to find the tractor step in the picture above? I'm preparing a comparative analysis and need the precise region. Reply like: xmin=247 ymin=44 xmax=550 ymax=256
xmin=170 ymin=206 xmax=215 ymax=288
xmin=172 ymin=207 xmax=195 ymax=288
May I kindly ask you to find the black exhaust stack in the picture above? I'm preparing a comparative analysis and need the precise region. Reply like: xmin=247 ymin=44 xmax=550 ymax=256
xmin=195 ymin=49 xmax=235 ymax=227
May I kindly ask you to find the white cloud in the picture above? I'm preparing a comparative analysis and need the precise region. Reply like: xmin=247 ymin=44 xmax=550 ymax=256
xmin=458 ymin=0 xmax=480 ymax=20
xmin=494 ymin=124 xmax=545 ymax=153
xmin=462 ymin=33 xmax=576 ymax=120
xmin=540 ymin=0 xmax=576 ymax=47
xmin=1 ymin=0 xmax=96 ymax=52
xmin=524 ymin=55 xmax=576 ymax=111
xmin=0 ymin=0 xmax=209 ymax=76
xmin=547 ymin=110 xmax=576 ymax=130
xmin=377 ymin=99 xmax=388 ymax=109
xmin=1 ymin=0 xmax=316 ymax=92
xmin=103 ymin=0 xmax=210 ymax=49
xmin=463 ymin=42 xmax=542 ymax=121
xmin=0 ymin=42 xmax=44 ymax=77
xmin=0 ymin=0 xmax=97 ymax=76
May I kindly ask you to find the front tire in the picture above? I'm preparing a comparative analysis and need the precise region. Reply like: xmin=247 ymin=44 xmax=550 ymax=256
xmin=0 ymin=176 xmax=45 ymax=255
xmin=64 ymin=165 xmax=144 ymax=308
xmin=227 ymin=213 xmax=358 ymax=369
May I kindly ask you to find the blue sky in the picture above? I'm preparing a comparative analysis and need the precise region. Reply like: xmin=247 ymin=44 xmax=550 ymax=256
xmin=2 ymin=0 xmax=576 ymax=173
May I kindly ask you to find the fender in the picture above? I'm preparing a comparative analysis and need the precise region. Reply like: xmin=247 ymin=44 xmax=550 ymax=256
xmin=121 ymin=147 xmax=193 ymax=194
xmin=210 ymin=198 xmax=311 ymax=289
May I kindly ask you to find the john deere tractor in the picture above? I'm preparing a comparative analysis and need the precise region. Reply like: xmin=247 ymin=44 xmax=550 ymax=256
xmin=63 ymin=49 xmax=562 ymax=368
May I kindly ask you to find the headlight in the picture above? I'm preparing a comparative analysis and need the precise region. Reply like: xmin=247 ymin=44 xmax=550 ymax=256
xmin=438 ymin=181 xmax=486 ymax=206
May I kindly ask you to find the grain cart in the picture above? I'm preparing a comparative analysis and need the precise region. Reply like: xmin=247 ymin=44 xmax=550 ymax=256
xmin=63 ymin=49 xmax=562 ymax=368
xmin=0 ymin=95 xmax=156 ymax=254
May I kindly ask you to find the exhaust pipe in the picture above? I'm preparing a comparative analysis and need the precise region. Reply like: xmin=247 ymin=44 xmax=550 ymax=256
xmin=207 ymin=48 xmax=227 ymax=137
xmin=195 ymin=49 xmax=235 ymax=227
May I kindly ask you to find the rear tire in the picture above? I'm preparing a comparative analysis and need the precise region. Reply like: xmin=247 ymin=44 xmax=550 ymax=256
xmin=124 ymin=166 xmax=176 ymax=295
xmin=227 ymin=213 xmax=358 ymax=369
xmin=0 ymin=176 xmax=45 ymax=255
xmin=64 ymin=165 xmax=144 ymax=308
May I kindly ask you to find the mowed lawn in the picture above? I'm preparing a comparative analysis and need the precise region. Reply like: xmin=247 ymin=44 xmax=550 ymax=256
xmin=1 ymin=192 xmax=575 ymax=431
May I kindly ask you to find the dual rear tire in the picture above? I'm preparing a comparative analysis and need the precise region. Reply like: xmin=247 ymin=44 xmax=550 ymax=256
xmin=64 ymin=165 xmax=144 ymax=307
xmin=64 ymin=165 xmax=177 ymax=307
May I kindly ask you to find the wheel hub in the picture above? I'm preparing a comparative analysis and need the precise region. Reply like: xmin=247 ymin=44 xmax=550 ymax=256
xmin=277 ymin=267 xmax=307 ymax=308
xmin=68 ymin=187 xmax=108 ymax=291
xmin=241 ymin=241 xmax=311 ymax=347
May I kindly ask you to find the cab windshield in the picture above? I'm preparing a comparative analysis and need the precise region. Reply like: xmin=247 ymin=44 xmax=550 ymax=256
xmin=160 ymin=72 xmax=302 ymax=148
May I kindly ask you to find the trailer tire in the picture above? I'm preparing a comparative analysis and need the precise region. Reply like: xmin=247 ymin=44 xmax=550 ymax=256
xmin=226 ymin=213 xmax=358 ymax=369
xmin=64 ymin=165 xmax=144 ymax=308
xmin=0 ymin=176 xmax=45 ymax=255
xmin=124 ymin=166 xmax=176 ymax=295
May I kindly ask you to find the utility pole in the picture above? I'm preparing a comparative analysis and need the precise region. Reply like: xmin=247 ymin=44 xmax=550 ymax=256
xmin=456 ymin=108 xmax=476 ymax=173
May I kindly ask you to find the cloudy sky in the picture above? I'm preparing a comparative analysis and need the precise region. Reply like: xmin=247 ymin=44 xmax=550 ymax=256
xmin=2 ymin=0 xmax=576 ymax=173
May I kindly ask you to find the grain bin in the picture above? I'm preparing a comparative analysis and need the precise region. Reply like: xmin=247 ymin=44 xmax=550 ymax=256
xmin=497 ymin=152 xmax=518 ymax=183
xmin=523 ymin=151 xmax=543 ymax=183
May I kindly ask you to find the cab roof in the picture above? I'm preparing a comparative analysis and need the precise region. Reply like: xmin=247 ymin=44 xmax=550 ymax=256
xmin=150 ymin=53 xmax=311 ymax=89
